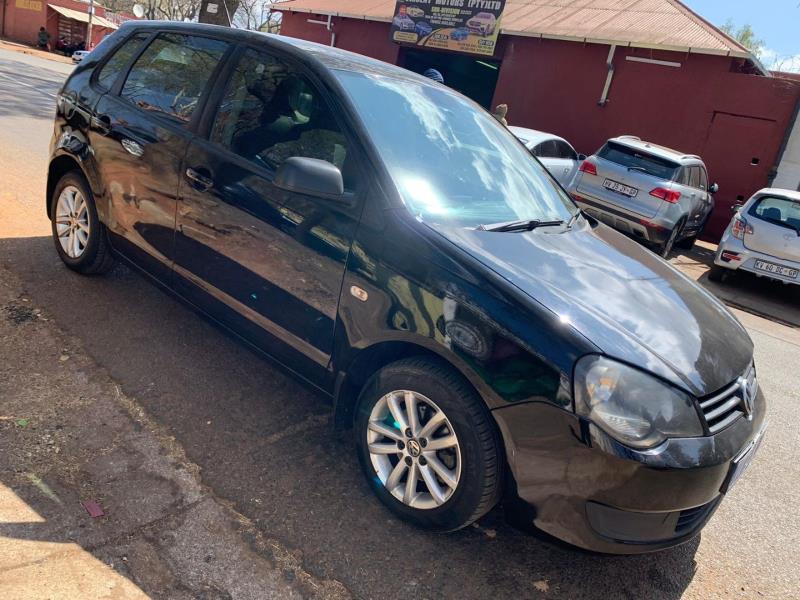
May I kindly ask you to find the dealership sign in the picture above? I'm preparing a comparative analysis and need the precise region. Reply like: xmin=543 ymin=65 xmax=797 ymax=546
xmin=389 ymin=0 xmax=505 ymax=57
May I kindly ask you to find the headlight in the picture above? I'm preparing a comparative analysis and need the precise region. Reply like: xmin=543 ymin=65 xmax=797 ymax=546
xmin=574 ymin=355 xmax=703 ymax=449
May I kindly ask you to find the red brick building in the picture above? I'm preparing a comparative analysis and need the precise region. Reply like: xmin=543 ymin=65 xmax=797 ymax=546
xmin=275 ymin=0 xmax=800 ymax=240
xmin=1 ymin=0 xmax=121 ymax=50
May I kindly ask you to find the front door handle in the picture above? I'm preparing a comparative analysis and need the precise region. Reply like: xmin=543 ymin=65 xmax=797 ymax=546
xmin=90 ymin=114 xmax=111 ymax=134
xmin=185 ymin=167 xmax=213 ymax=191
xmin=121 ymin=138 xmax=144 ymax=157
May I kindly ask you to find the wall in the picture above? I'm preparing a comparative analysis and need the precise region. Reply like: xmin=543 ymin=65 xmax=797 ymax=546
xmin=2 ymin=0 xmax=112 ymax=48
xmin=772 ymin=99 xmax=800 ymax=192
xmin=280 ymin=11 xmax=800 ymax=241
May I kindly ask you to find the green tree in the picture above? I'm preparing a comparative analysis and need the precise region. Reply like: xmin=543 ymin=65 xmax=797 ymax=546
xmin=720 ymin=19 xmax=765 ymax=58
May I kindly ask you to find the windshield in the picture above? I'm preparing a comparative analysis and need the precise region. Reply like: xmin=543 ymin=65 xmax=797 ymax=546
xmin=748 ymin=195 xmax=800 ymax=232
xmin=598 ymin=141 xmax=679 ymax=180
xmin=333 ymin=70 xmax=577 ymax=227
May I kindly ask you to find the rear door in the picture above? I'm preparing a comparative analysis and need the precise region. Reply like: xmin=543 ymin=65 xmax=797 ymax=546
xmin=577 ymin=141 xmax=679 ymax=218
xmin=89 ymin=31 xmax=230 ymax=280
xmin=743 ymin=195 xmax=800 ymax=262
xmin=172 ymin=45 xmax=364 ymax=384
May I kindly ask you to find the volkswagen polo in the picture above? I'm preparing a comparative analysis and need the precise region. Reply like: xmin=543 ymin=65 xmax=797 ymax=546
xmin=47 ymin=22 xmax=766 ymax=553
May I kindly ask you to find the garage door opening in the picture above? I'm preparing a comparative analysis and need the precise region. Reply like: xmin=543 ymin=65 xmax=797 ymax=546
xmin=399 ymin=48 xmax=501 ymax=109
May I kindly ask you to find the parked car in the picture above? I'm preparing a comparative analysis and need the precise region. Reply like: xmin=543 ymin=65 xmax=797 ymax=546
xmin=49 ymin=22 xmax=765 ymax=554
xmin=509 ymin=126 xmax=584 ymax=187
xmin=449 ymin=27 xmax=470 ymax=41
xmin=710 ymin=188 xmax=800 ymax=285
xmin=569 ymin=136 xmax=717 ymax=257
xmin=466 ymin=12 xmax=496 ymax=36
xmin=414 ymin=21 xmax=433 ymax=38
xmin=72 ymin=50 xmax=90 ymax=63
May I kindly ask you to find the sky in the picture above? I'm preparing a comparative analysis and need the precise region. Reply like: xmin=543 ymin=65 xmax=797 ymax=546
xmin=685 ymin=0 xmax=800 ymax=70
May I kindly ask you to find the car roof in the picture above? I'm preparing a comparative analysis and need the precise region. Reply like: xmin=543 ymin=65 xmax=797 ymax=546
xmin=508 ymin=126 xmax=570 ymax=148
xmin=120 ymin=21 xmax=439 ymax=88
xmin=751 ymin=188 xmax=800 ymax=202
xmin=607 ymin=135 xmax=702 ymax=165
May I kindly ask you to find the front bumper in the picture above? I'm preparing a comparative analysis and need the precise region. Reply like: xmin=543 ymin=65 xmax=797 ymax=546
xmin=715 ymin=234 xmax=800 ymax=286
xmin=492 ymin=388 xmax=766 ymax=554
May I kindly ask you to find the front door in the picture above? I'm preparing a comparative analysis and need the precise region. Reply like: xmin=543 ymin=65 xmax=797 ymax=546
xmin=89 ymin=31 xmax=229 ymax=280
xmin=172 ymin=47 xmax=363 ymax=384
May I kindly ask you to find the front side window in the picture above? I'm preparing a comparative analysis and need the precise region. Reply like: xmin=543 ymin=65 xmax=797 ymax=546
xmin=553 ymin=140 xmax=577 ymax=160
xmin=598 ymin=142 xmax=679 ymax=180
xmin=121 ymin=33 xmax=228 ymax=124
xmin=698 ymin=167 xmax=708 ymax=191
xmin=333 ymin=69 xmax=576 ymax=227
xmin=748 ymin=196 xmax=800 ymax=232
xmin=96 ymin=32 xmax=149 ymax=90
xmin=211 ymin=48 xmax=351 ymax=185
xmin=688 ymin=166 xmax=701 ymax=189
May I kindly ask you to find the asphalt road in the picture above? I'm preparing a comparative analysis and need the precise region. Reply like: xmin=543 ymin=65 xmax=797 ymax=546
xmin=1 ymin=48 xmax=799 ymax=599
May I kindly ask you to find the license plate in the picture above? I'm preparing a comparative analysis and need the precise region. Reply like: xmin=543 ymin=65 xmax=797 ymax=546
xmin=754 ymin=259 xmax=798 ymax=279
xmin=603 ymin=178 xmax=638 ymax=197
xmin=722 ymin=426 xmax=766 ymax=493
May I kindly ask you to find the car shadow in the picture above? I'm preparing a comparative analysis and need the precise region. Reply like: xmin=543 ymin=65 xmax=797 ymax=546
xmin=0 ymin=234 xmax=701 ymax=599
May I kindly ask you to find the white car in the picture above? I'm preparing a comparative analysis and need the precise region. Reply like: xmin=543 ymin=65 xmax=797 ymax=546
xmin=72 ymin=50 xmax=90 ymax=63
xmin=509 ymin=126 xmax=584 ymax=187
xmin=710 ymin=188 xmax=800 ymax=285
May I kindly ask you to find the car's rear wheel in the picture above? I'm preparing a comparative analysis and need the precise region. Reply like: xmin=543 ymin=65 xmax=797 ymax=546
xmin=708 ymin=264 xmax=731 ymax=283
xmin=50 ymin=171 xmax=114 ymax=275
xmin=355 ymin=357 xmax=502 ymax=531
xmin=659 ymin=219 xmax=685 ymax=258
xmin=675 ymin=234 xmax=697 ymax=251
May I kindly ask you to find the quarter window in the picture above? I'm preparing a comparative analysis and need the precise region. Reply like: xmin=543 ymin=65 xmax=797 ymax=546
xmin=211 ymin=48 xmax=353 ymax=186
xmin=120 ymin=33 xmax=228 ymax=124
xmin=96 ymin=32 xmax=149 ymax=91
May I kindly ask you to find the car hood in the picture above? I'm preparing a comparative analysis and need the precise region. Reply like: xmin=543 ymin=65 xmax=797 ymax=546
xmin=432 ymin=219 xmax=752 ymax=396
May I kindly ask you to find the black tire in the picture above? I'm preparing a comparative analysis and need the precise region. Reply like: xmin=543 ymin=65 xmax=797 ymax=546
xmin=658 ymin=219 xmax=685 ymax=258
xmin=50 ymin=171 xmax=114 ymax=275
xmin=708 ymin=264 xmax=731 ymax=283
xmin=675 ymin=234 xmax=697 ymax=251
xmin=355 ymin=357 xmax=503 ymax=531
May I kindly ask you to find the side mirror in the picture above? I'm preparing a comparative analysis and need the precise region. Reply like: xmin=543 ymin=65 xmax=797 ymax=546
xmin=577 ymin=153 xmax=587 ymax=161
xmin=274 ymin=157 xmax=344 ymax=198
xmin=709 ymin=183 xmax=719 ymax=194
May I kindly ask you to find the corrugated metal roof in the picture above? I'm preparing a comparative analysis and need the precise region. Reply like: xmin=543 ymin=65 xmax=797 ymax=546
xmin=273 ymin=0 xmax=751 ymax=58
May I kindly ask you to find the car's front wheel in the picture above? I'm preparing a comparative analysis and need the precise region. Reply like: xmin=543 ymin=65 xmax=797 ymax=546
xmin=355 ymin=357 xmax=503 ymax=531
xmin=50 ymin=171 xmax=114 ymax=274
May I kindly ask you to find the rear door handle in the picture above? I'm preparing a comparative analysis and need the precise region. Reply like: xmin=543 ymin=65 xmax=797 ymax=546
xmin=185 ymin=167 xmax=213 ymax=191
xmin=121 ymin=138 xmax=144 ymax=157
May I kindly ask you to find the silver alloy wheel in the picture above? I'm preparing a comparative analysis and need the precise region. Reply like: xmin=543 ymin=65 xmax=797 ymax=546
xmin=367 ymin=390 xmax=461 ymax=509
xmin=55 ymin=185 xmax=90 ymax=259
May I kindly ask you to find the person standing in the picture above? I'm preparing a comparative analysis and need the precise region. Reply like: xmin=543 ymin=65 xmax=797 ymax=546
xmin=37 ymin=27 xmax=51 ymax=51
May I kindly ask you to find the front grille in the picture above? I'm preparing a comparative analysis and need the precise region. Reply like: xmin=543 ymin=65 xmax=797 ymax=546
xmin=698 ymin=365 xmax=756 ymax=434
xmin=675 ymin=498 xmax=719 ymax=535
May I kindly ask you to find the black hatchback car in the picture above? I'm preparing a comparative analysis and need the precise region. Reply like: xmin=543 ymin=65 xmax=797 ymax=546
xmin=47 ymin=22 xmax=766 ymax=553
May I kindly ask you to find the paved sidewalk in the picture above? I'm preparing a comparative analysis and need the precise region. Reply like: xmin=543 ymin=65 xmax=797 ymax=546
xmin=0 ymin=39 xmax=73 ymax=65
xmin=670 ymin=241 xmax=800 ymax=327
xmin=0 ymin=265 xmax=349 ymax=599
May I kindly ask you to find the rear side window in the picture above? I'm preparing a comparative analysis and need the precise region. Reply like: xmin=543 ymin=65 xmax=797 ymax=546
xmin=531 ymin=140 xmax=555 ymax=158
xmin=748 ymin=196 xmax=800 ymax=232
xmin=120 ymin=33 xmax=228 ymax=125
xmin=96 ymin=32 xmax=149 ymax=90
xmin=553 ymin=140 xmax=577 ymax=160
xmin=598 ymin=141 xmax=679 ymax=180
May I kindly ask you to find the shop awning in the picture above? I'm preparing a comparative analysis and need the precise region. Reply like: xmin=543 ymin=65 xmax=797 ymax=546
xmin=48 ymin=4 xmax=118 ymax=30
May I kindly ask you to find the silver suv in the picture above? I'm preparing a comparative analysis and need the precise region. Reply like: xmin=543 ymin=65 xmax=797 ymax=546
xmin=568 ymin=136 xmax=718 ymax=257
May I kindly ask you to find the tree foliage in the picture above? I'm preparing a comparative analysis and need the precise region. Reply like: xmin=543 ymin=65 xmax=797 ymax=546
xmin=720 ymin=20 xmax=765 ymax=58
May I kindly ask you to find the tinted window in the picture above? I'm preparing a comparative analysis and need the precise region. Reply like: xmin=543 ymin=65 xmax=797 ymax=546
xmin=698 ymin=167 xmax=708 ymax=191
xmin=748 ymin=196 xmax=800 ymax=232
xmin=96 ymin=32 xmax=149 ymax=90
xmin=553 ymin=140 xmax=577 ymax=160
xmin=333 ymin=70 xmax=576 ymax=227
xmin=211 ymin=48 xmax=352 ymax=185
xmin=598 ymin=142 xmax=679 ymax=180
xmin=532 ymin=140 xmax=555 ymax=158
xmin=121 ymin=33 xmax=227 ymax=124
xmin=675 ymin=167 xmax=690 ymax=185
xmin=688 ymin=166 xmax=701 ymax=189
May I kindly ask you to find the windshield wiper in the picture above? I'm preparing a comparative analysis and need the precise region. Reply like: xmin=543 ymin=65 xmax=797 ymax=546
xmin=477 ymin=219 xmax=564 ymax=233
xmin=566 ymin=211 xmax=581 ymax=229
